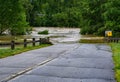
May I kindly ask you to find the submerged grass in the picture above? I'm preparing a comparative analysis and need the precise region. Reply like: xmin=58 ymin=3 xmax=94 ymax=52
xmin=0 ymin=44 xmax=51 ymax=59
xmin=110 ymin=43 xmax=120 ymax=82
xmin=38 ymin=30 xmax=49 ymax=35
xmin=80 ymin=38 xmax=105 ymax=43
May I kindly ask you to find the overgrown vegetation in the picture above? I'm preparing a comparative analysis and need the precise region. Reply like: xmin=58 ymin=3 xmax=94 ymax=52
xmin=27 ymin=0 xmax=82 ymax=27
xmin=0 ymin=0 xmax=29 ymax=35
xmin=0 ymin=0 xmax=120 ymax=36
xmin=110 ymin=43 xmax=120 ymax=82
xmin=0 ymin=44 xmax=51 ymax=58
xmin=38 ymin=30 xmax=49 ymax=35
xmin=27 ymin=0 xmax=120 ymax=37
xmin=80 ymin=0 xmax=120 ymax=37
xmin=80 ymin=38 xmax=104 ymax=43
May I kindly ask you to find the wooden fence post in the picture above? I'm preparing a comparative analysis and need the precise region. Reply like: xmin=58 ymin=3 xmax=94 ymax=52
xmin=39 ymin=38 xmax=42 ymax=45
xmin=116 ymin=39 xmax=119 ymax=43
xmin=11 ymin=40 xmax=15 ymax=50
xmin=24 ymin=39 xmax=27 ymax=48
xmin=32 ymin=38 xmax=35 ymax=46
xmin=114 ymin=39 xmax=116 ymax=43
xmin=47 ymin=37 xmax=50 ymax=43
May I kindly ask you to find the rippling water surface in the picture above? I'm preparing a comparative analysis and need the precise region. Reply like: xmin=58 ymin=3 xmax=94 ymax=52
xmin=0 ymin=27 xmax=103 ymax=44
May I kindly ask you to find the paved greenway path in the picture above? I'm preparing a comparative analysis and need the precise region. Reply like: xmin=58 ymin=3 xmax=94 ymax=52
xmin=0 ymin=43 xmax=116 ymax=82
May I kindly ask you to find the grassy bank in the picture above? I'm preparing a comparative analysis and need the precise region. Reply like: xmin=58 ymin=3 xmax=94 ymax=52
xmin=0 ymin=44 xmax=51 ymax=59
xmin=80 ymin=39 xmax=105 ymax=43
xmin=110 ymin=43 xmax=120 ymax=82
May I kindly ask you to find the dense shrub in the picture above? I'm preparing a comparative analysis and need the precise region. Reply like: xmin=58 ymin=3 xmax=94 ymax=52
xmin=38 ymin=30 xmax=49 ymax=35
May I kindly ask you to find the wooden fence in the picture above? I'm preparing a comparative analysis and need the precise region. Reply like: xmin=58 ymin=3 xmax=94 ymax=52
xmin=0 ymin=37 xmax=51 ymax=50
xmin=104 ymin=37 xmax=120 ymax=43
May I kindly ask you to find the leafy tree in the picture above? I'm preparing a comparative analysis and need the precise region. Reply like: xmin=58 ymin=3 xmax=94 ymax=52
xmin=28 ymin=0 xmax=83 ymax=27
xmin=80 ymin=0 xmax=107 ymax=35
xmin=80 ymin=0 xmax=120 ymax=36
xmin=52 ymin=12 xmax=68 ymax=27
xmin=2 ymin=0 xmax=118 ymax=36
xmin=0 ymin=0 xmax=28 ymax=35
xmin=103 ymin=0 xmax=120 ymax=36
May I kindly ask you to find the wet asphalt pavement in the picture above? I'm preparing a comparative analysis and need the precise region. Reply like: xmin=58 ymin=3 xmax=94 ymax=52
xmin=0 ymin=43 xmax=115 ymax=82
xmin=0 ymin=44 xmax=78 ymax=82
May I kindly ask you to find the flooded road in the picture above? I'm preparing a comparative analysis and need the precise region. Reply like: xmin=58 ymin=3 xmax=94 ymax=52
xmin=32 ymin=27 xmax=104 ymax=44
xmin=0 ymin=27 xmax=104 ymax=45
xmin=32 ymin=27 xmax=81 ymax=44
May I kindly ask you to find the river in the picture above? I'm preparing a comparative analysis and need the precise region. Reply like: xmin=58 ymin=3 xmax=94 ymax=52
xmin=0 ymin=27 xmax=104 ymax=45
xmin=32 ymin=27 xmax=81 ymax=44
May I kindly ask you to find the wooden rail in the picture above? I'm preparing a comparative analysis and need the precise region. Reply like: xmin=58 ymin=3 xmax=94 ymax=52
xmin=104 ymin=37 xmax=120 ymax=43
xmin=0 ymin=37 xmax=51 ymax=50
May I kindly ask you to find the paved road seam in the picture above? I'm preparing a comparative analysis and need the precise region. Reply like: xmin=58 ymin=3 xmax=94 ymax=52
xmin=1 ymin=44 xmax=79 ymax=82
xmin=1 ymin=58 xmax=53 ymax=82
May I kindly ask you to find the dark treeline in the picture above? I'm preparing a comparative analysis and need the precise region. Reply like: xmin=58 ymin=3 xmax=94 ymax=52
xmin=28 ymin=0 xmax=81 ymax=28
xmin=0 ymin=0 xmax=120 ymax=36
xmin=0 ymin=0 xmax=28 ymax=35
xmin=80 ymin=0 xmax=120 ymax=36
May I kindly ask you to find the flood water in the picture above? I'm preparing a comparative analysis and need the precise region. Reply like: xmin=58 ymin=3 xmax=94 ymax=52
xmin=0 ymin=27 xmax=81 ymax=44
xmin=32 ymin=27 xmax=81 ymax=44
xmin=0 ymin=27 xmax=104 ymax=44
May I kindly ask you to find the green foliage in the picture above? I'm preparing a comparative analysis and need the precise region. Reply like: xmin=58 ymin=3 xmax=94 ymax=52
xmin=0 ymin=0 xmax=29 ymax=35
xmin=96 ymin=27 xmax=105 ymax=36
xmin=80 ymin=26 xmax=89 ymax=35
xmin=0 ymin=44 xmax=51 ymax=58
xmin=110 ymin=43 xmax=120 ymax=82
xmin=80 ymin=38 xmax=105 ymax=43
xmin=102 ymin=0 xmax=120 ymax=37
xmin=52 ymin=12 xmax=68 ymax=27
xmin=25 ymin=0 xmax=120 ymax=36
xmin=28 ymin=0 xmax=82 ymax=27
xmin=80 ymin=0 xmax=106 ymax=35
xmin=80 ymin=0 xmax=120 ymax=37
xmin=38 ymin=30 xmax=49 ymax=35
xmin=1 ymin=0 xmax=120 ymax=36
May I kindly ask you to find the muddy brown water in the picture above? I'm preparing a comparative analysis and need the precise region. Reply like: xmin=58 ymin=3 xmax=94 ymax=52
xmin=0 ymin=27 xmax=80 ymax=43
xmin=0 ymin=27 xmax=104 ymax=44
